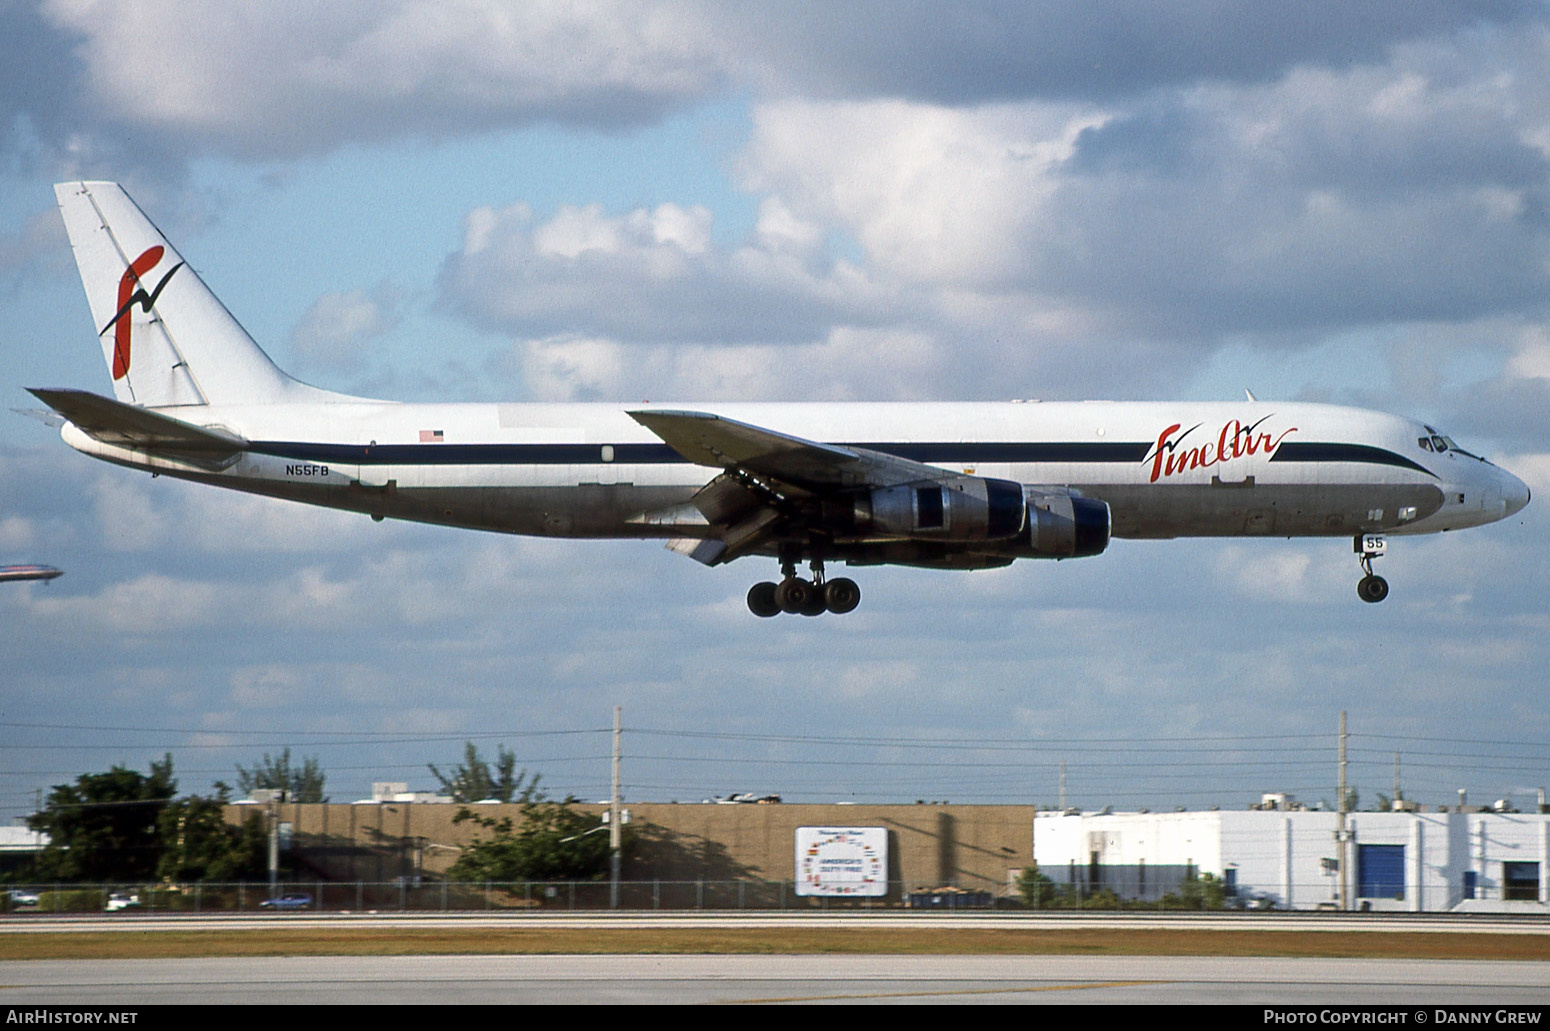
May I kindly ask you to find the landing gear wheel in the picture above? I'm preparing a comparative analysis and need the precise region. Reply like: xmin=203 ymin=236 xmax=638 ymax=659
xmin=747 ymin=581 xmax=780 ymax=617
xmin=799 ymin=589 xmax=827 ymax=617
xmin=775 ymin=577 xmax=815 ymax=614
xmin=823 ymin=577 xmax=861 ymax=614
xmin=1353 ymin=534 xmax=1389 ymax=604
xmin=1357 ymin=575 xmax=1389 ymax=604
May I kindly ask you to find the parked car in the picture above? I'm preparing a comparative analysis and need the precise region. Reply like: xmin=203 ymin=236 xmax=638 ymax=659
xmin=5 ymin=889 xmax=38 ymax=907
xmin=105 ymin=892 xmax=140 ymax=912
xmin=1225 ymin=891 xmax=1278 ymax=911
xmin=258 ymin=893 xmax=313 ymax=911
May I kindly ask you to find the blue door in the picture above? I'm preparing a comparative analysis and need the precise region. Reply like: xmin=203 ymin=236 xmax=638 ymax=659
xmin=1357 ymin=844 xmax=1405 ymax=899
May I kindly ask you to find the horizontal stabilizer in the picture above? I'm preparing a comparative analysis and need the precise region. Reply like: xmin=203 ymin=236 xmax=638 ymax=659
xmin=27 ymin=388 xmax=247 ymax=459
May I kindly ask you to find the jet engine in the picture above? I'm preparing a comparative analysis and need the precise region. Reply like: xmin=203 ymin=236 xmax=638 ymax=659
xmin=1022 ymin=492 xmax=1110 ymax=558
xmin=850 ymin=477 xmax=1027 ymax=541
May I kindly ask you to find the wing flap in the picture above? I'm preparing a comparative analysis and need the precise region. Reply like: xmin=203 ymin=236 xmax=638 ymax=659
xmin=691 ymin=473 xmax=767 ymax=524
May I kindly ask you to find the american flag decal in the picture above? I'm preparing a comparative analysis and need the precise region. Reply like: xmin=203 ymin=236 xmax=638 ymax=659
xmin=419 ymin=429 xmax=444 ymax=443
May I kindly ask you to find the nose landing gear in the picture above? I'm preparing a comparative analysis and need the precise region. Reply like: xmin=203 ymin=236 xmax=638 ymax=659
xmin=747 ymin=558 xmax=862 ymax=617
xmin=1355 ymin=534 xmax=1389 ymax=603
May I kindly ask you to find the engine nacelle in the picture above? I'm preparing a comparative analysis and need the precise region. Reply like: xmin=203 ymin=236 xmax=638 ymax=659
xmin=1024 ymin=493 xmax=1110 ymax=558
xmin=852 ymin=477 xmax=1027 ymax=541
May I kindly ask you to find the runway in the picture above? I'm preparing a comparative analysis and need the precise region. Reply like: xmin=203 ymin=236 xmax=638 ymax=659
xmin=2 ymin=953 xmax=1547 ymax=1005
xmin=4 ymin=912 xmax=1545 ymax=1004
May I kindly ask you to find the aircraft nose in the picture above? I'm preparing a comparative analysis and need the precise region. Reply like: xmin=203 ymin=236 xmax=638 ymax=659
xmin=1503 ymin=469 xmax=1530 ymax=518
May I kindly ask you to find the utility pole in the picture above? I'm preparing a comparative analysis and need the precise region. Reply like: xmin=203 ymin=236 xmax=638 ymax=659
xmin=1059 ymin=760 xmax=1066 ymax=811
xmin=1337 ymin=711 xmax=1348 ymax=912
xmin=610 ymin=705 xmax=622 ymax=910
xmin=268 ymin=790 xmax=284 ymax=895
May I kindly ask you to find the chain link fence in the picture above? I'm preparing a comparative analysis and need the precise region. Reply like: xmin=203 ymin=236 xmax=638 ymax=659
xmin=0 ymin=880 xmax=1043 ymax=913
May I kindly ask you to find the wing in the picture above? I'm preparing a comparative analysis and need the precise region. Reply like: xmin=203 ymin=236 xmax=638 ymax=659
xmin=628 ymin=408 xmax=1023 ymax=565
xmin=28 ymin=387 xmax=247 ymax=467
xmin=629 ymin=408 xmax=964 ymax=490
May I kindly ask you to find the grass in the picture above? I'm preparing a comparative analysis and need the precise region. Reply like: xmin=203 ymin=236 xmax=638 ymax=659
xmin=2 ymin=926 xmax=1547 ymax=961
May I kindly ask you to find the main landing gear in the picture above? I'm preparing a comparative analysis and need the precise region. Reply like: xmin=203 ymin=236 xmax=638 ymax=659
xmin=747 ymin=558 xmax=861 ymax=617
xmin=1354 ymin=533 xmax=1389 ymax=604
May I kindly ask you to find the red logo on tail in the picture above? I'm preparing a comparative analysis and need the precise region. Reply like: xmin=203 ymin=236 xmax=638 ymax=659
xmin=102 ymin=246 xmax=183 ymax=380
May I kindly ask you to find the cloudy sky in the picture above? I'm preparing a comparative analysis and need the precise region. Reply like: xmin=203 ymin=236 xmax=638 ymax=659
xmin=2 ymin=1 xmax=1548 ymax=823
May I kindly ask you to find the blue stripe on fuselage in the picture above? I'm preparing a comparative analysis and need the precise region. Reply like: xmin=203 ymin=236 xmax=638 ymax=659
xmin=247 ymin=439 xmax=1432 ymax=475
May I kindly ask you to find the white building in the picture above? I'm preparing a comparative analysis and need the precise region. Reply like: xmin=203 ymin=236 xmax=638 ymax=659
xmin=1032 ymin=809 xmax=1549 ymax=912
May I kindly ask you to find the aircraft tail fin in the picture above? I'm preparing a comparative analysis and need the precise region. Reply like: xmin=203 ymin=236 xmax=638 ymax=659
xmin=54 ymin=181 xmax=322 ymax=408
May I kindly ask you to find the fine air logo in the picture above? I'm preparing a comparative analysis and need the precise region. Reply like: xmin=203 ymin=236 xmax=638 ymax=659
xmin=101 ymin=245 xmax=184 ymax=380
xmin=1145 ymin=416 xmax=1298 ymax=483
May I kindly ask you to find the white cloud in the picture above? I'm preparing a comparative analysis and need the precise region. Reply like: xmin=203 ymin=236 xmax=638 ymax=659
xmin=88 ymin=473 xmax=165 ymax=552
xmin=440 ymin=198 xmax=898 ymax=347
xmin=289 ymin=288 xmax=398 ymax=374
xmin=229 ymin=665 xmax=311 ymax=710
xmin=754 ymin=196 xmax=823 ymax=256
xmin=516 ymin=335 xmax=630 ymax=401
xmin=1211 ymin=544 xmax=1332 ymax=604
xmin=1500 ymin=452 xmax=1550 ymax=497
xmin=1505 ymin=327 xmax=1550 ymax=381
xmin=533 ymin=204 xmax=627 ymax=259
xmin=179 ymin=489 xmax=371 ymax=554
xmin=511 ymin=324 xmax=943 ymax=402
xmin=0 ymin=516 xmax=36 ymax=550
xmin=742 ymin=99 xmax=1106 ymax=287
xmin=28 ymin=572 xmax=229 ymax=634
xmin=41 ymin=0 xmax=729 ymax=157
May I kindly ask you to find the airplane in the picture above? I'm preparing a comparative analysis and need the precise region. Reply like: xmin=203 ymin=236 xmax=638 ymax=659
xmin=0 ymin=564 xmax=63 ymax=583
xmin=29 ymin=181 xmax=1530 ymax=616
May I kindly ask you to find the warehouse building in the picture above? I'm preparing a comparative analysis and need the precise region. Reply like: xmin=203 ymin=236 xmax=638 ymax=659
xmin=1033 ymin=806 xmax=1549 ymax=912
xmin=223 ymin=795 xmax=1549 ymax=912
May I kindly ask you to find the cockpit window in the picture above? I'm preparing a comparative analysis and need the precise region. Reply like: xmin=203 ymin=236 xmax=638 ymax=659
xmin=1419 ymin=428 xmax=1490 ymax=463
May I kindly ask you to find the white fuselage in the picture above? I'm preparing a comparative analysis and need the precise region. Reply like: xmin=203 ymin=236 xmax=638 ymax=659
xmin=60 ymin=398 xmax=1529 ymax=548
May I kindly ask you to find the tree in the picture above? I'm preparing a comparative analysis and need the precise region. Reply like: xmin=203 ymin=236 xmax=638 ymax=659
xmin=1014 ymin=864 xmax=1057 ymax=908
xmin=429 ymin=743 xmax=540 ymax=803
xmin=27 ymin=755 xmax=177 ymax=882
xmin=447 ymin=800 xmax=627 ymax=882
xmin=1161 ymin=871 xmax=1227 ymax=910
xmin=235 ymin=749 xmax=327 ymax=802
xmin=156 ymin=790 xmax=268 ymax=883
